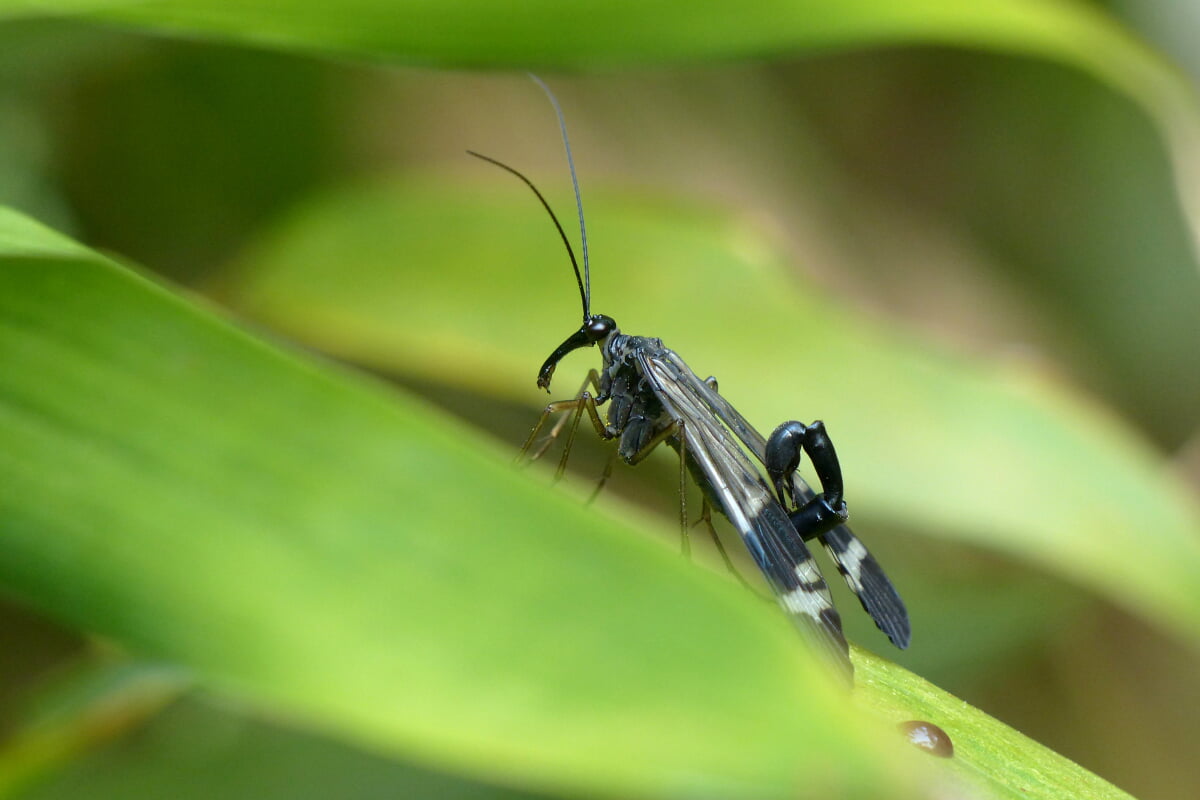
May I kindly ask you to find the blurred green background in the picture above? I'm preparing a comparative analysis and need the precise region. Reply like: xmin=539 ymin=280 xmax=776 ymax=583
xmin=2 ymin=2 xmax=1200 ymax=799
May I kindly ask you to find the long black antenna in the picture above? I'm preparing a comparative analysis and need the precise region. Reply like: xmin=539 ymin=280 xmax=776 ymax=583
xmin=529 ymin=74 xmax=591 ymax=320
xmin=465 ymin=150 xmax=584 ymax=305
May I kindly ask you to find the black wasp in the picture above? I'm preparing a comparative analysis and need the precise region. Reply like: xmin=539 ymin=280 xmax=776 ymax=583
xmin=470 ymin=79 xmax=909 ymax=675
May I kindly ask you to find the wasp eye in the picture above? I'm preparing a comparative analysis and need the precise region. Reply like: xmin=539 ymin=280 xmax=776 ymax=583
xmin=584 ymin=315 xmax=616 ymax=342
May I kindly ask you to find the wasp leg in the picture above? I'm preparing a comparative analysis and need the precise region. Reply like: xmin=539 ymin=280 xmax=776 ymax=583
xmin=585 ymin=447 xmax=619 ymax=506
xmin=519 ymin=369 xmax=606 ymax=465
xmin=693 ymin=498 xmax=757 ymax=591
xmin=614 ymin=416 xmax=691 ymax=553
xmin=765 ymin=420 xmax=848 ymax=541
xmin=677 ymin=432 xmax=691 ymax=557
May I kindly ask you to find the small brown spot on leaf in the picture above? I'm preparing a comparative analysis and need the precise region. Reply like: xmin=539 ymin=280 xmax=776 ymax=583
xmin=898 ymin=720 xmax=954 ymax=757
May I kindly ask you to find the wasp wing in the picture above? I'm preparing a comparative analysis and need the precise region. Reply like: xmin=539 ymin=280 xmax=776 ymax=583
xmin=639 ymin=350 xmax=851 ymax=673
xmin=681 ymin=356 xmax=910 ymax=650
xmin=817 ymin=526 xmax=910 ymax=648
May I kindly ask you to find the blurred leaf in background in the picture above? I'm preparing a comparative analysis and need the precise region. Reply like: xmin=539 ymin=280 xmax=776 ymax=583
xmin=2 ymin=1 xmax=1200 ymax=799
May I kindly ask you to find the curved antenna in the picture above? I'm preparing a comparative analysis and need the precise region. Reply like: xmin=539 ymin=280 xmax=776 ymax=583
xmin=529 ymin=74 xmax=591 ymax=320
xmin=466 ymin=150 xmax=584 ymax=304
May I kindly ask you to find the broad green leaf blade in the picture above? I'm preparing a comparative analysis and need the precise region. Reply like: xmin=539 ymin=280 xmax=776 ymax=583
xmin=0 ymin=0 xmax=1167 ymax=86
xmin=0 ymin=206 xmax=918 ymax=799
xmin=853 ymin=649 xmax=1135 ymax=800
xmin=220 ymin=177 xmax=1200 ymax=649
xmin=6 ymin=0 xmax=1200 ymax=268
xmin=0 ymin=661 xmax=187 ymax=797
xmin=1 ymin=661 xmax=542 ymax=800
xmin=29 ymin=696 xmax=554 ymax=800
xmin=10 ymin=655 xmax=1138 ymax=800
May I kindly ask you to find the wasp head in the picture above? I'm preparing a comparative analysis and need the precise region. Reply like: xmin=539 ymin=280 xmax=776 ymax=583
xmin=537 ymin=314 xmax=616 ymax=391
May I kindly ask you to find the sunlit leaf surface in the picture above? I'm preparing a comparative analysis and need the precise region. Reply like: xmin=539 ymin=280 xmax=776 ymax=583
xmin=7 ymin=0 xmax=1197 ymax=252
xmin=0 ymin=206 xmax=923 ymax=799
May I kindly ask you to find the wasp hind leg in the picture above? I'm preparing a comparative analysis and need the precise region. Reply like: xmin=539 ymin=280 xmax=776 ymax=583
xmin=692 ymin=498 xmax=759 ymax=592
xmin=585 ymin=448 xmax=619 ymax=506
xmin=612 ymin=416 xmax=692 ymax=554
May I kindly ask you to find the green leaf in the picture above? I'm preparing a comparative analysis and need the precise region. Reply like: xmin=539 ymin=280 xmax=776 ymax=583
xmin=0 ymin=206 xmax=920 ymax=798
xmin=7 ymin=0 xmax=1200 ymax=314
xmin=4 ymin=1 xmax=1195 ymax=173
xmin=19 ymin=683 xmax=551 ymax=800
xmin=854 ymin=649 xmax=1135 ymax=800
xmin=0 ymin=1 xmax=1169 ymax=85
xmin=11 ymin=654 xmax=1140 ymax=800
xmin=7 ymin=1 xmax=1194 ymax=170
xmin=219 ymin=176 xmax=1200 ymax=652
xmin=0 ymin=661 xmax=186 ymax=797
